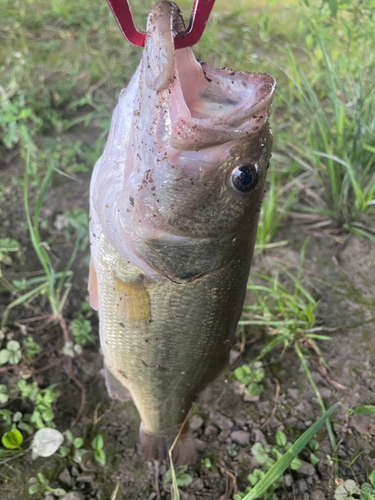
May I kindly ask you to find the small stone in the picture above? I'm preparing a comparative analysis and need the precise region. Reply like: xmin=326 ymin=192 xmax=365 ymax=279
xmin=190 ymin=415 xmax=204 ymax=432
xmin=311 ymin=491 xmax=325 ymax=500
xmin=76 ymin=475 xmax=94 ymax=483
xmin=333 ymin=423 xmax=346 ymax=433
xmin=59 ymin=469 xmax=72 ymax=487
xmin=284 ymin=417 xmax=297 ymax=427
xmin=303 ymin=493 xmax=310 ymax=500
xmin=253 ymin=429 xmax=267 ymax=445
xmin=188 ymin=496 xmax=197 ymax=500
xmin=287 ymin=388 xmax=299 ymax=399
xmin=180 ymin=492 xmax=189 ymax=500
xmin=269 ymin=417 xmax=282 ymax=430
xmin=191 ymin=478 xmax=204 ymax=491
xmin=297 ymin=478 xmax=308 ymax=493
xmin=62 ymin=493 xmax=85 ymax=500
xmin=295 ymin=401 xmax=313 ymax=420
xmin=284 ymin=474 xmax=292 ymax=488
xmin=257 ymin=401 xmax=271 ymax=414
xmin=296 ymin=421 xmax=308 ymax=431
xmin=218 ymin=429 xmax=231 ymax=442
xmin=28 ymin=477 xmax=37 ymax=484
xmin=209 ymin=411 xmax=233 ymax=431
xmin=148 ymin=493 xmax=157 ymax=500
xmin=71 ymin=466 xmax=79 ymax=477
xmin=297 ymin=460 xmax=316 ymax=476
xmin=194 ymin=439 xmax=206 ymax=452
xmin=230 ymin=430 xmax=250 ymax=446
xmin=243 ymin=393 xmax=260 ymax=403
xmin=204 ymin=425 xmax=218 ymax=437
xmin=230 ymin=349 xmax=241 ymax=365
xmin=351 ymin=415 xmax=372 ymax=434
xmin=234 ymin=416 xmax=247 ymax=428
xmin=320 ymin=387 xmax=331 ymax=399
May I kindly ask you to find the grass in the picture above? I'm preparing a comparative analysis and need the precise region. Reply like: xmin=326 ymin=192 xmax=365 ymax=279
xmin=168 ymin=403 xmax=339 ymax=500
xmin=1 ymin=153 xmax=82 ymax=336
xmin=255 ymin=165 xmax=298 ymax=253
xmin=279 ymin=40 xmax=375 ymax=232
xmin=241 ymin=403 xmax=339 ymax=500
xmin=240 ymin=240 xmax=338 ymax=453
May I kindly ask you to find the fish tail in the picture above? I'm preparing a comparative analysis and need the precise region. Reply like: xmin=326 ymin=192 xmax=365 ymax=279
xmin=171 ymin=428 xmax=197 ymax=465
xmin=139 ymin=423 xmax=197 ymax=465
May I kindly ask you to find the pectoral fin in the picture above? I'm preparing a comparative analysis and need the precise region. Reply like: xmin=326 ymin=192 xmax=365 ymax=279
xmin=114 ymin=277 xmax=151 ymax=323
xmin=143 ymin=234 xmax=224 ymax=283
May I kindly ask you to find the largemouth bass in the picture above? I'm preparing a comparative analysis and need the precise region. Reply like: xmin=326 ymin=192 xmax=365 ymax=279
xmin=89 ymin=1 xmax=275 ymax=464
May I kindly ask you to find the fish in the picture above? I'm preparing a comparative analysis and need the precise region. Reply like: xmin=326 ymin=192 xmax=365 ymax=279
xmin=88 ymin=0 xmax=276 ymax=464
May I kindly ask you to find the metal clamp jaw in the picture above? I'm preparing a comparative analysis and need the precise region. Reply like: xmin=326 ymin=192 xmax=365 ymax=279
xmin=107 ymin=0 xmax=216 ymax=48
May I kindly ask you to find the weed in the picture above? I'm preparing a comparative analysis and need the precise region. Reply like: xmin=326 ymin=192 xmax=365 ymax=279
xmin=0 ymin=385 xmax=9 ymax=405
xmin=28 ymin=472 xmax=66 ymax=497
xmin=234 ymin=431 xmax=304 ymax=499
xmin=234 ymin=404 xmax=338 ymax=500
xmin=239 ymin=240 xmax=338 ymax=456
xmin=71 ymin=317 xmax=93 ymax=346
xmin=234 ymin=361 xmax=265 ymax=397
xmin=0 ymin=340 xmax=22 ymax=365
xmin=165 ymin=465 xmax=193 ymax=488
xmin=22 ymin=336 xmax=42 ymax=361
xmin=278 ymin=19 xmax=375 ymax=236
xmin=91 ymin=433 xmax=106 ymax=466
xmin=1 ymin=428 xmax=23 ymax=450
xmin=240 ymin=241 xmax=320 ymax=357
xmin=255 ymin=167 xmax=297 ymax=253
xmin=58 ymin=430 xmax=106 ymax=467
xmin=201 ymin=456 xmax=219 ymax=474
xmin=56 ymin=207 xmax=90 ymax=252
xmin=0 ymin=238 xmax=19 ymax=268
xmin=335 ymin=471 xmax=375 ymax=500
xmin=17 ymin=380 xmax=61 ymax=429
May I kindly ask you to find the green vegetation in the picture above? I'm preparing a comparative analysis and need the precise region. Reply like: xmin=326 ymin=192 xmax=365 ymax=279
xmin=234 ymin=404 xmax=338 ymax=500
xmin=234 ymin=362 xmax=266 ymax=397
xmin=335 ymin=471 xmax=375 ymax=500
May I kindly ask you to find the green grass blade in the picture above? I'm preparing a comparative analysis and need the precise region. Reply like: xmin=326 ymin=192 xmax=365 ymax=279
xmin=1 ymin=282 xmax=48 ymax=328
xmin=34 ymin=162 xmax=54 ymax=233
xmin=24 ymin=153 xmax=52 ymax=281
xmin=295 ymin=343 xmax=337 ymax=453
xmin=242 ymin=403 xmax=340 ymax=500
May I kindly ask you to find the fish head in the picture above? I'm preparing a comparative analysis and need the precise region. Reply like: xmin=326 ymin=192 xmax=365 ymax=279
xmin=92 ymin=1 xmax=276 ymax=282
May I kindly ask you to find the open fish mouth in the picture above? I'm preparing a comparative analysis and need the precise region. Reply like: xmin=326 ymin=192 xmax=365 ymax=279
xmin=171 ymin=58 xmax=276 ymax=151
xmin=144 ymin=1 xmax=276 ymax=152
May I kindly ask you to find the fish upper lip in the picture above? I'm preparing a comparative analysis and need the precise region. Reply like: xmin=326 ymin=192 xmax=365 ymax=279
xmin=142 ymin=2 xmax=276 ymax=151
xmin=170 ymin=65 xmax=276 ymax=151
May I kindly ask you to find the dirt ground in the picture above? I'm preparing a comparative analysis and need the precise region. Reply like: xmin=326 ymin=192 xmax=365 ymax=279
xmin=0 ymin=164 xmax=374 ymax=500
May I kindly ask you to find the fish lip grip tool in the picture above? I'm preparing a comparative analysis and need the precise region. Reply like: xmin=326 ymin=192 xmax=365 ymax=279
xmin=107 ymin=0 xmax=216 ymax=48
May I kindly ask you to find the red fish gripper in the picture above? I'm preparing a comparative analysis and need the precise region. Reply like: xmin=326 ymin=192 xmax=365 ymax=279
xmin=107 ymin=0 xmax=216 ymax=49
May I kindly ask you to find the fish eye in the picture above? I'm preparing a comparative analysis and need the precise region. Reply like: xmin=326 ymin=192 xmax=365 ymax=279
xmin=230 ymin=163 xmax=259 ymax=193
